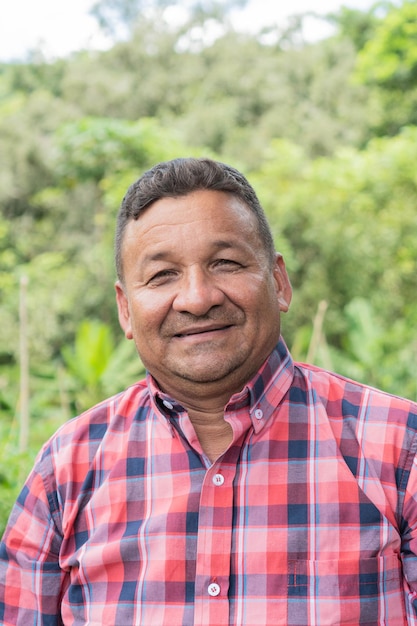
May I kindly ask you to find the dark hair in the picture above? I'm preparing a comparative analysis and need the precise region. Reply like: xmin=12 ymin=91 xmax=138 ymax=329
xmin=115 ymin=157 xmax=275 ymax=281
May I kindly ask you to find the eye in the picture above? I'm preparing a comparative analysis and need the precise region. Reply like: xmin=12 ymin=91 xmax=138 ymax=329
xmin=214 ymin=258 xmax=242 ymax=270
xmin=146 ymin=269 xmax=177 ymax=286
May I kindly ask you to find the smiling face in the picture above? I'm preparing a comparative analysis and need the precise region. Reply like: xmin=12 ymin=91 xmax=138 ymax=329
xmin=115 ymin=189 xmax=292 ymax=403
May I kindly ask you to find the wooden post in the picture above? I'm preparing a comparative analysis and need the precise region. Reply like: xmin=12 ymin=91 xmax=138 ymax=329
xmin=306 ymin=300 xmax=328 ymax=365
xmin=19 ymin=275 xmax=29 ymax=453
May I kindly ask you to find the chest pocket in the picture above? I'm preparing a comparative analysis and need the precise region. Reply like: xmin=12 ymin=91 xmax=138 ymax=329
xmin=287 ymin=554 xmax=405 ymax=625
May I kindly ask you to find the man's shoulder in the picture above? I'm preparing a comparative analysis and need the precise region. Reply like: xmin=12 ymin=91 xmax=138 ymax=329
xmin=294 ymin=361 xmax=417 ymax=423
xmin=42 ymin=379 xmax=150 ymax=454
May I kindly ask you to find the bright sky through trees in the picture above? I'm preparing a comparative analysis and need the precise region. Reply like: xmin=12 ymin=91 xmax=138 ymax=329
xmin=1 ymin=0 xmax=374 ymax=61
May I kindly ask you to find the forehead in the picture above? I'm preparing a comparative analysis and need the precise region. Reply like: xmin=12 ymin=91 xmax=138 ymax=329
xmin=122 ymin=189 xmax=260 ymax=251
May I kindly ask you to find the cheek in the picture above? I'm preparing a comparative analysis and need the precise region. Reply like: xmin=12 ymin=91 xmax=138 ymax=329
xmin=129 ymin=296 xmax=169 ymax=336
xmin=240 ymin=280 xmax=276 ymax=311
xmin=253 ymin=285 xmax=281 ymax=323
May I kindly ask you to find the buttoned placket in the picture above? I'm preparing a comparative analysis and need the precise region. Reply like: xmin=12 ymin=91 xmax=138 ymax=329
xmin=153 ymin=385 xmax=271 ymax=626
xmin=193 ymin=456 xmax=236 ymax=626
xmin=192 ymin=398 xmax=259 ymax=626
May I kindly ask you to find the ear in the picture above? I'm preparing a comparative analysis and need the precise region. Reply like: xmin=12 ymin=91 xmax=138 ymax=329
xmin=115 ymin=281 xmax=133 ymax=340
xmin=273 ymin=253 xmax=292 ymax=312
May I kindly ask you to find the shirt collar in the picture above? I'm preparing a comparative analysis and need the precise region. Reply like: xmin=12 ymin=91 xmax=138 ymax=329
xmin=147 ymin=337 xmax=294 ymax=432
xmin=236 ymin=337 xmax=294 ymax=432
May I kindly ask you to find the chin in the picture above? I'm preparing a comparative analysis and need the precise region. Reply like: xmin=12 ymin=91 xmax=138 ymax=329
xmin=177 ymin=370 xmax=232 ymax=384
xmin=174 ymin=357 xmax=255 ymax=387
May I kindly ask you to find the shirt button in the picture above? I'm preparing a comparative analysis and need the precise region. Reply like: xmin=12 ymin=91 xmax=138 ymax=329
xmin=208 ymin=582 xmax=221 ymax=597
xmin=162 ymin=400 xmax=174 ymax=410
xmin=212 ymin=473 xmax=224 ymax=486
xmin=254 ymin=408 xmax=263 ymax=420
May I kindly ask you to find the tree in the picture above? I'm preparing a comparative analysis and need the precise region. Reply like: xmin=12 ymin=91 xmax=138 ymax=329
xmin=355 ymin=1 xmax=417 ymax=134
xmin=356 ymin=1 xmax=417 ymax=89
xmin=326 ymin=4 xmax=381 ymax=51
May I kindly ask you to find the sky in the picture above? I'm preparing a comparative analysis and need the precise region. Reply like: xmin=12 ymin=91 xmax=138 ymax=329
xmin=1 ymin=0 xmax=375 ymax=62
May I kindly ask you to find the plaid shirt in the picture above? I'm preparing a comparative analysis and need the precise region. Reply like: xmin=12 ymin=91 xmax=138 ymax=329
xmin=2 ymin=338 xmax=417 ymax=625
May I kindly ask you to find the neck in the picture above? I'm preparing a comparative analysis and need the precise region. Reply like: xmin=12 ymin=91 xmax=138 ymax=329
xmin=156 ymin=378 xmax=239 ymax=462
xmin=186 ymin=405 xmax=233 ymax=462
xmin=157 ymin=372 xmax=247 ymax=414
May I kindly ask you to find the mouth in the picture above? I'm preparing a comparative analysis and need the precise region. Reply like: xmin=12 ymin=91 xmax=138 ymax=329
xmin=174 ymin=324 xmax=232 ymax=338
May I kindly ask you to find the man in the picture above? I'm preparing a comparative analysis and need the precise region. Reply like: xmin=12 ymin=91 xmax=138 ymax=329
xmin=1 ymin=157 xmax=417 ymax=625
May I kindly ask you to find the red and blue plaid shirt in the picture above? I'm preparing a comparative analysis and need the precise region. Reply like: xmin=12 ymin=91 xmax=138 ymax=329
xmin=2 ymin=338 xmax=417 ymax=625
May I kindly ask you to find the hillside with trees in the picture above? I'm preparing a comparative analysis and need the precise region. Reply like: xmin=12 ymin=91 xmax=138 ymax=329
xmin=1 ymin=0 xmax=417 ymax=531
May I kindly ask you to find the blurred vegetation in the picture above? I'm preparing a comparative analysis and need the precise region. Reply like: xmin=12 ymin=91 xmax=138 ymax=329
xmin=1 ymin=0 xmax=417 ymax=533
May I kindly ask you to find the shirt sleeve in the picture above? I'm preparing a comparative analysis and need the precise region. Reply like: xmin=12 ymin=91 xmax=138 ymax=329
xmin=0 ymin=458 xmax=66 ymax=626
xmin=400 ymin=438 xmax=417 ymax=619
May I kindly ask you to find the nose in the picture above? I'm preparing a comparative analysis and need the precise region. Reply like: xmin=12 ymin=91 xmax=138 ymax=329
xmin=172 ymin=266 xmax=225 ymax=316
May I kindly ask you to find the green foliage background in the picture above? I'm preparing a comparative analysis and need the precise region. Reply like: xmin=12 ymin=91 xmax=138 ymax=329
xmin=1 ymin=0 xmax=417 ymax=533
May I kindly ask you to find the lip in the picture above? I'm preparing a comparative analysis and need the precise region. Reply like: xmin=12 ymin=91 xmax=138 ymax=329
xmin=174 ymin=324 xmax=232 ymax=338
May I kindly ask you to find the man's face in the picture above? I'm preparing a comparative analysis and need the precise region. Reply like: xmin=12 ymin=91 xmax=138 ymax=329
xmin=116 ymin=189 xmax=292 ymax=399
